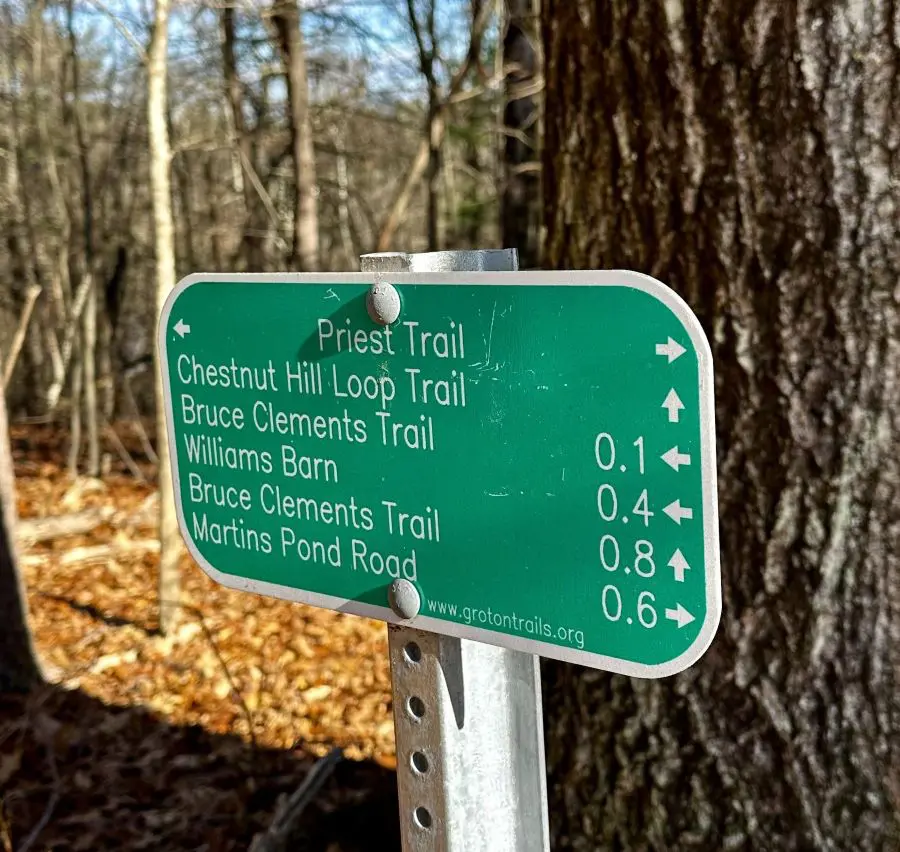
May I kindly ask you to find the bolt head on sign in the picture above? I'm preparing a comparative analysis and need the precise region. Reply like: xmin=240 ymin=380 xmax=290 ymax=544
xmin=158 ymin=271 xmax=721 ymax=677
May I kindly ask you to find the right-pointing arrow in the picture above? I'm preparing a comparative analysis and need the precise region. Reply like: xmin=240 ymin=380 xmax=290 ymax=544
xmin=656 ymin=337 xmax=687 ymax=363
xmin=661 ymin=446 xmax=691 ymax=471
xmin=665 ymin=603 xmax=695 ymax=628
xmin=662 ymin=389 xmax=684 ymax=423
xmin=663 ymin=499 xmax=693 ymax=524
xmin=668 ymin=549 xmax=690 ymax=583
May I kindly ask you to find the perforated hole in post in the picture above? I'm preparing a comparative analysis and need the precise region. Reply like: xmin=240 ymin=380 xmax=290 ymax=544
xmin=411 ymin=751 xmax=429 ymax=774
xmin=404 ymin=642 xmax=422 ymax=663
xmin=414 ymin=807 xmax=433 ymax=829
xmin=407 ymin=696 xmax=425 ymax=720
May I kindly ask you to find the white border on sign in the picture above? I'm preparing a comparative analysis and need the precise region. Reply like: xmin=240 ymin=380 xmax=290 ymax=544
xmin=158 ymin=270 xmax=721 ymax=679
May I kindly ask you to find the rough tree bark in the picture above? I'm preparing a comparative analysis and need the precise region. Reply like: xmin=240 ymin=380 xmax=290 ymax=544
xmin=271 ymin=0 xmax=319 ymax=271
xmin=501 ymin=0 xmax=539 ymax=268
xmin=541 ymin=2 xmax=899 ymax=850
xmin=0 ymin=375 xmax=42 ymax=692
xmin=148 ymin=0 xmax=181 ymax=636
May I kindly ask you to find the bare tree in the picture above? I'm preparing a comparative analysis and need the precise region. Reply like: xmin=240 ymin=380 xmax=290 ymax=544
xmin=500 ymin=0 xmax=539 ymax=267
xmin=270 ymin=0 xmax=319 ymax=271
xmin=0 ymin=373 xmax=42 ymax=692
xmin=1 ymin=0 xmax=514 ymax=413
xmin=376 ymin=0 xmax=493 ymax=251
xmin=541 ymin=1 xmax=900 ymax=848
xmin=220 ymin=6 xmax=278 ymax=270
xmin=64 ymin=0 xmax=99 ymax=476
xmin=405 ymin=0 xmax=442 ymax=250
xmin=148 ymin=0 xmax=180 ymax=635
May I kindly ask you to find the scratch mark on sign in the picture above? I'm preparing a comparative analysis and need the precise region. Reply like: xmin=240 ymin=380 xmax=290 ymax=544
xmin=562 ymin=468 xmax=566 ymax=482
xmin=324 ymin=288 xmax=339 ymax=301
xmin=485 ymin=301 xmax=498 ymax=364
xmin=470 ymin=360 xmax=503 ymax=375
xmin=487 ymin=490 xmax=509 ymax=498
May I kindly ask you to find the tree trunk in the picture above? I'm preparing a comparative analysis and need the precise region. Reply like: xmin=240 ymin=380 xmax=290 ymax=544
xmin=501 ymin=0 xmax=539 ymax=268
xmin=426 ymin=93 xmax=441 ymax=251
xmin=202 ymin=157 xmax=224 ymax=270
xmin=65 ymin=0 xmax=99 ymax=475
xmin=0 ymin=374 xmax=42 ymax=692
xmin=83 ymin=277 xmax=99 ymax=475
xmin=271 ymin=0 xmax=319 ymax=271
xmin=148 ymin=0 xmax=181 ymax=636
xmin=67 ymin=328 xmax=83 ymax=478
xmin=541 ymin=2 xmax=899 ymax=850
xmin=221 ymin=7 xmax=265 ymax=270
xmin=172 ymin=146 xmax=198 ymax=273
xmin=331 ymin=124 xmax=355 ymax=267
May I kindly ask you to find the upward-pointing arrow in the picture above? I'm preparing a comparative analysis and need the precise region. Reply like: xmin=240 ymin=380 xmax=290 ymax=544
xmin=656 ymin=336 xmax=686 ymax=363
xmin=668 ymin=549 xmax=690 ymax=583
xmin=174 ymin=319 xmax=191 ymax=338
xmin=662 ymin=389 xmax=684 ymax=423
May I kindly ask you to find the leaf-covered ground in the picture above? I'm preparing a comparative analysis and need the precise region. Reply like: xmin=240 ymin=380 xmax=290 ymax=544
xmin=1 ymin=425 xmax=400 ymax=850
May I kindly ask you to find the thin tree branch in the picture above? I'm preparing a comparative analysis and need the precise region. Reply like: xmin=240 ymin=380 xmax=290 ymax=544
xmin=249 ymin=748 xmax=344 ymax=852
xmin=237 ymin=147 xmax=289 ymax=252
xmin=2 ymin=285 xmax=41 ymax=388
xmin=86 ymin=0 xmax=148 ymax=63
xmin=17 ymin=736 xmax=60 ymax=852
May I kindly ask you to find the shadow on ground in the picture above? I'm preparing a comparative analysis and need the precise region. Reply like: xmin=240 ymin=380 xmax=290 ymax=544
xmin=0 ymin=685 xmax=400 ymax=851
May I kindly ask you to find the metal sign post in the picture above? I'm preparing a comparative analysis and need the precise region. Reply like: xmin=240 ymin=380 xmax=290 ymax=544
xmin=361 ymin=250 xmax=550 ymax=852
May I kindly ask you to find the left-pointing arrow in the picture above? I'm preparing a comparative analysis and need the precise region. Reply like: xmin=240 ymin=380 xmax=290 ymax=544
xmin=661 ymin=446 xmax=691 ymax=471
xmin=663 ymin=499 xmax=693 ymax=524
xmin=174 ymin=319 xmax=191 ymax=338
xmin=665 ymin=603 xmax=695 ymax=628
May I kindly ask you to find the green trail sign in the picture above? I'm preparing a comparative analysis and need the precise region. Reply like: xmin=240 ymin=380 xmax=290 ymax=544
xmin=159 ymin=271 xmax=721 ymax=677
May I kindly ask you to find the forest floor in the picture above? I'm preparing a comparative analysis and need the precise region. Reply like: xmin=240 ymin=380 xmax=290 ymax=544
xmin=1 ymin=424 xmax=400 ymax=851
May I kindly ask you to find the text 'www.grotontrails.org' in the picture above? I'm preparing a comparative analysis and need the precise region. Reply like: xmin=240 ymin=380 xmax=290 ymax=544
xmin=426 ymin=598 xmax=585 ymax=650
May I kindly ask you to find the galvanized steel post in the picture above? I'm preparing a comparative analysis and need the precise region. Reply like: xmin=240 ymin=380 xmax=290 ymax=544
xmin=360 ymin=250 xmax=550 ymax=852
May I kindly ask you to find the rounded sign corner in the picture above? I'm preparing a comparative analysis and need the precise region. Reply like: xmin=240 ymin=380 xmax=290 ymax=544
xmin=170 ymin=498 xmax=224 ymax=587
xmin=173 ymin=272 xmax=208 ymax=304
xmin=158 ymin=276 xmax=198 ymax=345
xmin=621 ymin=270 xmax=713 ymax=371
xmin=651 ymin=597 xmax=722 ymax=678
